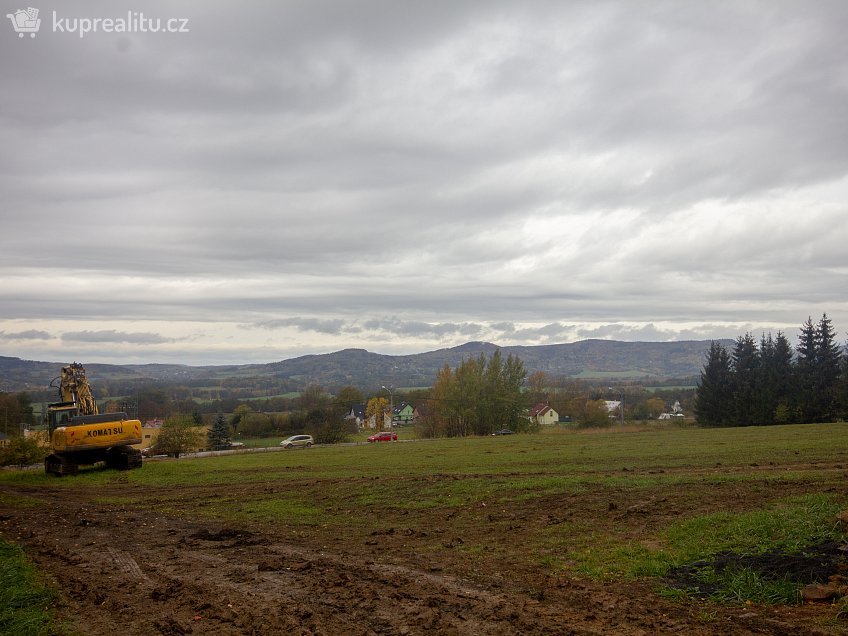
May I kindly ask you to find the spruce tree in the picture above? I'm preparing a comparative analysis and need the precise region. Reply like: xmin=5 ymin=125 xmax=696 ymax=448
xmin=756 ymin=333 xmax=777 ymax=425
xmin=208 ymin=413 xmax=231 ymax=450
xmin=795 ymin=317 xmax=818 ymax=422
xmin=695 ymin=341 xmax=732 ymax=426
xmin=771 ymin=331 xmax=794 ymax=422
xmin=815 ymin=313 xmax=842 ymax=421
xmin=795 ymin=314 xmax=842 ymax=422
xmin=730 ymin=333 xmax=759 ymax=425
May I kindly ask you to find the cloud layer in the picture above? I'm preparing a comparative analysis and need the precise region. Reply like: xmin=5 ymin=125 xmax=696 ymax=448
xmin=2 ymin=1 xmax=847 ymax=365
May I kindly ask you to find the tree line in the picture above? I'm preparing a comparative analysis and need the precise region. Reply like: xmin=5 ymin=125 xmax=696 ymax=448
xmin=414 ymin=350 xmax=527 ymax=437
xmin=694 ymin=314 xmax=845 ymax=426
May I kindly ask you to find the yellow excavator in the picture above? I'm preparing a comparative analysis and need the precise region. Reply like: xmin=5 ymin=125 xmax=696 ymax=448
xmin=44 ymin=362 xmax=143 ymax=476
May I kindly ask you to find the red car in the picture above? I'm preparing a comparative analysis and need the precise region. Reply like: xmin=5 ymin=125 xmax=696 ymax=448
xmin=367 ymin=431 xmax=398 ymax=443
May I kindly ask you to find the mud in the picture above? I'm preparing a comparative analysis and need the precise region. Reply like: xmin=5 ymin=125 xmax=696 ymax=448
xmin=2 ymin=462 xmax=847 ymax=635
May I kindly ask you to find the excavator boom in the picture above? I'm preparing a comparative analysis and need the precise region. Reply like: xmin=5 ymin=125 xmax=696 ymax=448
xmin=58 ymin=362 xmax=99 ymax=415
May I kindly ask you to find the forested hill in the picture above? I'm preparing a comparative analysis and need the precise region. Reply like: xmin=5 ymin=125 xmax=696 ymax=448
xmin=1 ymin=339 xmax=725 ymax=394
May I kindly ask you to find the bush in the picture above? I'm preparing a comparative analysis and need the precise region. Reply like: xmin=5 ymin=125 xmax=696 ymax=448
xmin=0 ymin=436 xmax=46 ymax=468
xmin=154 ymin=415 xmax=204 ymax=458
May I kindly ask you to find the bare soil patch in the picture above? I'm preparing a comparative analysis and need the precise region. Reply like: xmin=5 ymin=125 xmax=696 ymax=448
xmin=2 ymin=461 xmax=847 ymax=635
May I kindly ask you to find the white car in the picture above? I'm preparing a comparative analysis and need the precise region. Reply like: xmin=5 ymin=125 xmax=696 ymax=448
xmin=280 ymin=434 xmax=314 ymax=449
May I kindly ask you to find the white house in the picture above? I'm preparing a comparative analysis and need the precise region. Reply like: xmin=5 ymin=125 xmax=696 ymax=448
xmin=528 ymin=403 xmax=559 ymax=426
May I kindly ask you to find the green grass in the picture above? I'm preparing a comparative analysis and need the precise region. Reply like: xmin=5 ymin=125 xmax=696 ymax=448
xmin=0 ymin=539 xmax=60 ymax=636
xmin=666 ymin=493 xmax=843 ymax=558
xmin=230 ymin=497 xmax=323 ymax=525
xmin=0 ymin=493 xmax=42 ymax=508
xmin=576 ymin=493 xmax=845 ymax=604
xmin=2 ymin=422 xmax=847 ymax=611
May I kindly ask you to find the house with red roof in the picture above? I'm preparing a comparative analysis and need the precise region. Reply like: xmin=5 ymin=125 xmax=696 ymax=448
xmin=528 ymin=403 xmax=558 ymax=426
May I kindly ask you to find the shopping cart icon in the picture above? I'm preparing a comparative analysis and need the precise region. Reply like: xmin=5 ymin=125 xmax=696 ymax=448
xmin=6 ymin=7 xmax=41 ymax=38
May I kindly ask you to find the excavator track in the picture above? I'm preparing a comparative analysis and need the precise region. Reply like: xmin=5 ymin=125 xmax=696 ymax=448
xmin=44 ymin=453 xmax=79 ymax=477
xmin=105 ymin=446 xmax=143 ymax=470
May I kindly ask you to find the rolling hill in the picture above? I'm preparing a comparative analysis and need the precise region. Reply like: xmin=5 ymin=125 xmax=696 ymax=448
xmin=0 ymin=339 xmax=723 ymax=395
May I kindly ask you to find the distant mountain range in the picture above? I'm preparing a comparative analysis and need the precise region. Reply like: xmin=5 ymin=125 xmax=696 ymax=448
xmin=1 ymin=339 xmax=727 ymax=395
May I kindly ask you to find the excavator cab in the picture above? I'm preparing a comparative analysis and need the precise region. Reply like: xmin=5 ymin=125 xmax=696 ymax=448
xmin=47 ymin=402 xmax=78 ymax=433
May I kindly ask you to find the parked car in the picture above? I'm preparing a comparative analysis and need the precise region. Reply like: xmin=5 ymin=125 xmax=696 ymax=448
xmin=492 ymin=428 xmax=514 ymax=436
xmin=367 ymin=431 xmax=398 ymax=442
xmin=280 ymin=434 xmax=314 ymax=449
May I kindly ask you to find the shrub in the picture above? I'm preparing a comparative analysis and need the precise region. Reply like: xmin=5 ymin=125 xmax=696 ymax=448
xmin=0 ymin=436 xmax=46 ymax=468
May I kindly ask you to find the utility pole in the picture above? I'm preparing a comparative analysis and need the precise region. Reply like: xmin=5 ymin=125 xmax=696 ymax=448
xmin=608 ymin=387 xmax=624 ymax=426
xmin=381 ymin=385 xmax=394 ymax=429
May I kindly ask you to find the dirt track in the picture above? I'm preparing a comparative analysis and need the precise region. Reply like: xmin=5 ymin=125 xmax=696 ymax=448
xmin=2 ymin=464 xmax=847 ymax=635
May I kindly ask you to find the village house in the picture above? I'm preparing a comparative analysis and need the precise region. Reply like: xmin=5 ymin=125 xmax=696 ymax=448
xmin=392 ymin=402 xmax=414 ymax=425
xmin=528 ymin=403 xmax=559 ymax=426
xmin=345 ymin=404 xmax=367 ymax=429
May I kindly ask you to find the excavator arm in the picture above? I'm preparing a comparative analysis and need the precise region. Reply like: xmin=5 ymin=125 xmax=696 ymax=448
xmin=58 ymin=362 xmax=99 ymax=416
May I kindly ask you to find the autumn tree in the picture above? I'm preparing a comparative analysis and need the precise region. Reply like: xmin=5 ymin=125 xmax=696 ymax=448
xmin=0 ymin=392 xmax=35 ymax=435
xmin=640 ymin=397 xmax=666 ymax=419
xmin=417 ymin=350 xmax=526 ymax=437
xmin=365 ymin=397 xmax=390 ymax=430
xmin=299 ymin=384 xmax=329 ymax=412
xmin=0 ymin=435 xmax=46 ymax=468
xmin=308 ymin=387 xmax=358 ymax=444
xmin=572 ymin=399 xmax=611 ymax=428
xmin=334 ymin=386 xmax=364 ymax=412
xmin=239 ymin=412 xmax=273 ymax=437
xmin=154 ymin=414 xmax=204 ymax=458
xmin=229 ymin=403 xmax=253 ymax=435
xmin=526 ymin=371 xmax=549 ymax=405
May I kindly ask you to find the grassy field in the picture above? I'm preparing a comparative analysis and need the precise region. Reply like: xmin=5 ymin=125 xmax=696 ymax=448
xmin=0 ymin=539 xmax=60 ymax=636
xmin=2 ymin=422 xmax=847 ymax=612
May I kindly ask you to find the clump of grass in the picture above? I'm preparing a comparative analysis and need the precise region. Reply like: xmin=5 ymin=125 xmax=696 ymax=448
xmin=568 ymin=493 xmax=845 ymax=605
xmin=654 ymin=494 xmax=844 ymax=604
xmin=235 ymin=497 xmax=322 ymax=525
xmin=701 ymin=565 xmax=801 ymax=605
xmin=665 ymin=493 xmax=844 ymax=560
xmin=0 ymin=539 xmax=60 ymax=635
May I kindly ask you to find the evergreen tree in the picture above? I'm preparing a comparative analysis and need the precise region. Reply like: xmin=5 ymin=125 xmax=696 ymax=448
xmin=837 ymin=340 xmax=848 ymax=420
xmin=815 ymin=313 xmax=842 ymax=421
xmin=756 ymin=333 xmax=777 ymax=425
xmin=694 ymin=341 xmax=732 ymax=426
xmin=795 ymin=314 xmax=841 ymax=422
xmin=794 ymin=316 xmax=818 ymax=422
xmin=207 ymin=413 xmax=231 ymax=450
xmin=730 ymin=333 xmax=759 ymax=425
xmin=755 ymin=331 xmax=794 ymax=424
xmin=771 ymin=331 xmax=795 ymax=422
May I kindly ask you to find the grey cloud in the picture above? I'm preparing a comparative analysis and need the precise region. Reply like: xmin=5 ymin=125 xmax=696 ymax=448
xmin=361 ymin=318 xmax=485 ymax=339
xmin=253 ymin=318 xmax=347 ymax=335
xmin=0 ymin=330 xmax=50 ymax=341
xmin=61 ymin=330 xmax=176 ymax=345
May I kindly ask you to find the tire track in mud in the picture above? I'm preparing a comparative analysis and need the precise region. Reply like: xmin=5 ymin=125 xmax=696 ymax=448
xmin=1 ymin=482 xmax=842 ymax=635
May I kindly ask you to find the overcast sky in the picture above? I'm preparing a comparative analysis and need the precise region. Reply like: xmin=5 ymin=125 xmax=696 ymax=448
xmin=2 ymin=1 xmax=847 ymax=366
